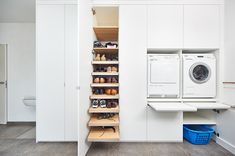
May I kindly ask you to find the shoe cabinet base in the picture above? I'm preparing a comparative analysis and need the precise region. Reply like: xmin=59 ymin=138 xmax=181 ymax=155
xmin=88 ymin=127 xmax=120 ymax=142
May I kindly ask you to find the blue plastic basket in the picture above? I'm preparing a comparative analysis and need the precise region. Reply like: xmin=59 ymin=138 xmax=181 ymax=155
xmin=183 ymin=125 xmax=215 ymax=145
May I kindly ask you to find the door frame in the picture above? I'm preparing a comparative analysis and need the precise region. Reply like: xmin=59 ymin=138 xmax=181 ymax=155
xmin=0 ymin=44 xmax=8 ymax=124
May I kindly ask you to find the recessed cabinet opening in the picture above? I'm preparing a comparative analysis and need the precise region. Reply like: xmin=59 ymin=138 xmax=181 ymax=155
xmin=184 ymin=110 xmax=217 ymax=125
xmin=147 ymin=49 xmax=221 ymax=101
xmin=88 ymin=6 xmax=120 ymax=142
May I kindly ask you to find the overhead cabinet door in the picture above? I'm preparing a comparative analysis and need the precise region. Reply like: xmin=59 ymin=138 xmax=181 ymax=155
xmin=183 ymin=5 xmax=220 ymax=49
xmin=147 ymin=5 xmax=183 ymax=49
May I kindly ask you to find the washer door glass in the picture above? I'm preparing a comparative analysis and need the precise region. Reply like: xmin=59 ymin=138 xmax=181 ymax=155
xmin=190 ymin=63 xmax=211 ymax=84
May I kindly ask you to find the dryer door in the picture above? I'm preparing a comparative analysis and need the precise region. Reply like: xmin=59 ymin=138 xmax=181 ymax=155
xmin=148 ymin=54 xmax=180 ymax=97
xmin=189 ymin=63 xmax=211 ymax=84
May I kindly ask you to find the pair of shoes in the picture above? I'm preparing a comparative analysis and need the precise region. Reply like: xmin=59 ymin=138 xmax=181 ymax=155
xmin=94 ymin=66 xmax=106 ymax=72
xmin=94 ymin=66 xmax=118 ymax=72
xmin=97 ymin=113 xmax=115 ymax=119
xmin=93 ymin=88 xmax=105 ymax=95
xmin=94 ymin=54 xmax=106 ymax=61
xmin=106 ymin=56 xmax=118 ymax=61
xmin=105 ymin=89 xmax=118 ymax=95
xmin=106 ymin=100 xmax=118 ymax=108
xmin=107 ymin=66 xmax=118 ymax=72
xmin=106 ymin=77 xmax=118 ymax=83
xmin=92 ymin=100 xmax=106 ymax=108
xmin=94 ymin=77 xmax=105 ymax=83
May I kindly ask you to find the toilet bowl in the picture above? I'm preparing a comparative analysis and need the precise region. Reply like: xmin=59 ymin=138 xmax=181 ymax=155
xmin=22 ymin=96 xmax=36 ymax=107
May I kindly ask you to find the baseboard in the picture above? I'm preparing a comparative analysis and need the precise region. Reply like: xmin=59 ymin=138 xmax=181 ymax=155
xmin=216 ymin=137 xmax=235 ymax=155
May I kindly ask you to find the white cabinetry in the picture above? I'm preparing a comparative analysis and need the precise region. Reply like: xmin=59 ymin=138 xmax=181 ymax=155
xmin=147 ymin=106 xmax=183 ymax=142
xmin=36 ymin=4 xmax=77 ymax=141
xmin=119 ymin=5 xmax=147 ymax=141
xmin=147 ymin=5 xmax=220 ymax=49
xmin=184 ymin=5 xmax=220 ymax=49
xmin=147 ymin=5 xmax=183 ymax=49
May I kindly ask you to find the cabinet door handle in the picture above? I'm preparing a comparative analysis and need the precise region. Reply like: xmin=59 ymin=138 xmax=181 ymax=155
xmin=0 ymin=81 xmax=5 ymax=85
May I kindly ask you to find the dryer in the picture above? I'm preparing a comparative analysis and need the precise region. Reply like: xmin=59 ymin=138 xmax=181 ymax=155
xmin=148 ymin=54 xmax=180 ymax=98
xmin=183 ymin=54 xmax=216 ymax=98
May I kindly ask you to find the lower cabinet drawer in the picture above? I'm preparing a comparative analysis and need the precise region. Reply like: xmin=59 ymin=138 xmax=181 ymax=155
xmin=147 ymin=106 xmax=183 ymax=142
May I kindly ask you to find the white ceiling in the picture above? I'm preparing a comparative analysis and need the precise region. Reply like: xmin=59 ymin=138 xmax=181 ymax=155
xmin=0 ymin=0 xmax=35 ymax=23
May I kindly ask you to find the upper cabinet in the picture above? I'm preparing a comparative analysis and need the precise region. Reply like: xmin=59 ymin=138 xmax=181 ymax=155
xmin=147 ymin=5 xmax=221 ymax=49
xmin=147 ymin=5 xmax=183 ymax=49
xmin=183 ymin=5 xmax=220 ymax=49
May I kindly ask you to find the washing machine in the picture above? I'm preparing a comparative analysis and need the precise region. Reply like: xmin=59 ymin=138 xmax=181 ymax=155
xmin=183 ymin=54 xmax=216 ymax=98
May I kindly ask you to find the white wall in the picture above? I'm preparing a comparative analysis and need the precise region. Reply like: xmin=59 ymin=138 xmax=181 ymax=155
xmin=0 ymin=23 xmax=36 ymax=122
xmin=224 ymin=0 xmax=235 ymax=81
xmin=216 ymin=0 xmax=235 ymax=154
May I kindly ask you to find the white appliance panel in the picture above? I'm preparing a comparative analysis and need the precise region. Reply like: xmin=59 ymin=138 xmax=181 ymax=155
xmin=148 ymin=54 xmax=180 ymax=98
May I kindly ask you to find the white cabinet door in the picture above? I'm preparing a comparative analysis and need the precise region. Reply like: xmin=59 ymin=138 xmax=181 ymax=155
xmin=119 ymin=5 xmax=147 ymax=141
xmin=147 ymin=5 xmax=183 ymax=49
xmin=184 ymin=5 xmax=220 ymax=49
xmin=64 ymin=4 xmax=78 ymax=141
xmin=36 ymin=5 xmax=65 ymax=141
xmin=147 ymin=106 xmax=183 ymax=142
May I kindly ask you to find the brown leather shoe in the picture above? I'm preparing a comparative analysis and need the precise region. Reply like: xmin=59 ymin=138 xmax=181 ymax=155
xmin=111 ymin=89 xmax=118 ymax=95
xmin=105 ymin=89 xmax=111 ymax=95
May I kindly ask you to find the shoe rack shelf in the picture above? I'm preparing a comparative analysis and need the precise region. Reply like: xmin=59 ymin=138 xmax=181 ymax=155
xmin=88 ymin=24 xmax=120 ymax=142
xmin=88 ymin=127 xmax=120 ymax=142
xmin=93 ymin=26 xmax=118 ymax=41
xmin=93 ymin=48 xmax=118 ymax=53
xmin=89 ymin=105 xmax=120 ymax=113
xmin=92 ymin=72 xmax=119 ymax=76
xmin=88 ymin=115 xmax=119 ymax=127
xmin=92 ymin=61 xmax=119 ymax=65
xmin=91 ymin=83 xmax=119 ymax=87
xmin=90 ymin=94 xmax=119 ymax=99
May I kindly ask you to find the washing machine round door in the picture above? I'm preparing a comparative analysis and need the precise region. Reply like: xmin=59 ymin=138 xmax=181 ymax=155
xmin=189 ymin=63 xmax=211 ymax=84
